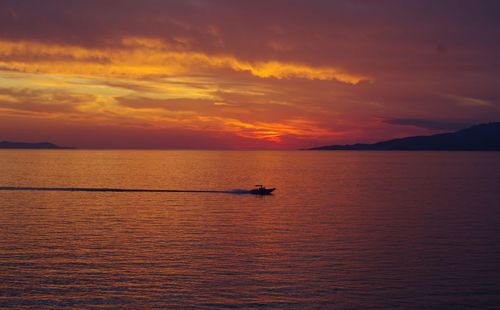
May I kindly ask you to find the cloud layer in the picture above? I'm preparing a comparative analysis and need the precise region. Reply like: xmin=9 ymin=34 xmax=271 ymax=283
xmin=0 ymin=0 xmax=499 ymax=148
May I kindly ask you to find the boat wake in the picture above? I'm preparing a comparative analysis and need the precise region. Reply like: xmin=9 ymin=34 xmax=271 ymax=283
xmin=228 ymin=189 xmax=253 ymax=194
xmin=0 ymin=186 xmax=253 ymax=194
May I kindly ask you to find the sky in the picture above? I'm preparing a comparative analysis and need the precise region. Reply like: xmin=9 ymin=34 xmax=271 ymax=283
xmin=0 ymin=0 xmax=499 ymax=149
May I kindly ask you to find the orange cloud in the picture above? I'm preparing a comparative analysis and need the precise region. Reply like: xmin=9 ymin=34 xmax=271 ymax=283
xmin=0 ymin=38 xmax=366 ymax=84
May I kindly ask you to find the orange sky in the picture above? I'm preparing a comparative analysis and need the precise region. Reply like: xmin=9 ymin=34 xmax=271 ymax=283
xmin=0 ymin=0 xmax=499 ymax=149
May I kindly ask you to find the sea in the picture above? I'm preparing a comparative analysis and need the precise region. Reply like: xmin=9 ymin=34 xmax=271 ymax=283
xmin=0 ymin=150 xmax=499 ymax=309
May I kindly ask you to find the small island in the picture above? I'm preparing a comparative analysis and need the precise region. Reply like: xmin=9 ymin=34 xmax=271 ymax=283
xmin=0 ymin=141 xmax=75 ymax=149
xmin=308 ymin=122 xmax=500 ymax=151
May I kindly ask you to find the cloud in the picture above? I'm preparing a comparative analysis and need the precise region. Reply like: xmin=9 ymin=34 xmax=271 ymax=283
xmin=114 ymin=95 xmax=337 ymax=142
xmin=0 ymin=38 xmax=365 ymax=84
xmin=0 ymin=87 xmax=92 ymax=115
xmin=444 ymin=94 xmax=494 ymax=108
xmin=384 ymin=118 xmax=471 ymax=131
xmin=118 ymin=97 xmax=215 ymax=111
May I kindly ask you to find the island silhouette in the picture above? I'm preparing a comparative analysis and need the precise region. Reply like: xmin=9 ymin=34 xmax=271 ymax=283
xmin=309 ymin=122 xmax=500 ymax=151
xmin=0 ymin=141 xmax=74 ymax=149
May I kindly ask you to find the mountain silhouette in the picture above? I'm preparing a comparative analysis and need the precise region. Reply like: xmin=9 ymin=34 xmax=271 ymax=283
xmin=309 ymin=122 xmax=500 ymax=151
xmin=0 ymin=141 xmax=74 ymax=149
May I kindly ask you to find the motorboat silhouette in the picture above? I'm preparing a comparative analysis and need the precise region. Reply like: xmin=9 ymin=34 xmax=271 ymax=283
xmin=250 ymin=185 xmax=275 ymax=195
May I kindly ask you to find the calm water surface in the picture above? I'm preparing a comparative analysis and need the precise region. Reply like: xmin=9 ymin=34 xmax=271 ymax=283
xmin=1 ymin=150 xmax=499 ymax=309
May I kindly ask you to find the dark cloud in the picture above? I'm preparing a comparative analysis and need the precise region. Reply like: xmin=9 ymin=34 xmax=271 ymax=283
xmin=2 ymin=1 xmax=500 ymax=69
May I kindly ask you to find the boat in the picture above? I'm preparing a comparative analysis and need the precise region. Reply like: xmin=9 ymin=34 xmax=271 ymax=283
xmin=250 ymin=185 xmax=276 ymax=195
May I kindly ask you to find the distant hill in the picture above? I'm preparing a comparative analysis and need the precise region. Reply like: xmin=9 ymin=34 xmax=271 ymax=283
xmin=308 ymin=122 xmax=500 ymax=151
xmin=0 ymin=141 xmax=74 ymax=149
